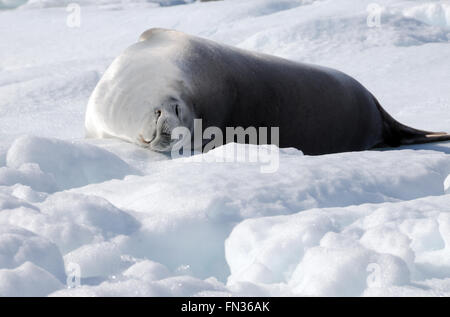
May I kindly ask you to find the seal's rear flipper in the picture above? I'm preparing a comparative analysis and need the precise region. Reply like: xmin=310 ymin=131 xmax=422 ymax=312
xmin=397 ymin=132 xmax=450 ymax=146
xmin=373 ymin=97 xmax=450 ymax=148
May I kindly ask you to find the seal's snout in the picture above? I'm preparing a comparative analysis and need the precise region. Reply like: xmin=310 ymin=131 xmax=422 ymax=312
xmin=139 ymin=134 xmax=151 ymax=144
xmin=137 ymin=105 xmax=180 ymax=151
xmin=138 ymin=134 xmax=155 ymax=145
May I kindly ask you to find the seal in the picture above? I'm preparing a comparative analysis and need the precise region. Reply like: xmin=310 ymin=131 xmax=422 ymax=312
xmin=85 ymin=28 xmax=450 ymax=155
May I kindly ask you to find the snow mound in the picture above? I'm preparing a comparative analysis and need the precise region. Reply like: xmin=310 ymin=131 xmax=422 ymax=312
xmin=403 ymin=2 xmax=450 ymax=29
xmin=0 ymin=191 xmax=40 ymax=210
xmin=5 ymin=136 xmax=138 ymax=191
xmin=66 ymin=146 xmax=450 ymax=282
xmin=0 ymin=262 xmax=63 ymax=297
xmin=239 ymin=11 xmax=449 ymax=61
xmin=123 ymin=260 xmax=170 ymax=281
xmin=226 ymin=194 xmax=450 ymax=296
xmin=0 ymin=192 xmax=140 ymax=255
xmin=0 ymin=225 xmax=65 ymax=281
xmin=0 ymin=163 xmax=57 ymax=193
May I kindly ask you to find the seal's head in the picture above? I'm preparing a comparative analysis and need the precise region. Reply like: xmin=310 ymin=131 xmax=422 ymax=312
xmin=137 ymin=97 xmax=193 ymax=152
xmin=85 ymin=33 xmax=195 ymax=152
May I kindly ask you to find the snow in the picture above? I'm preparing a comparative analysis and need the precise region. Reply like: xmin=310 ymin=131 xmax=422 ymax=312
xmin=6 ymin=136 xmax=138 ymax=191
xmin=0 ymin=262 xmax=63 ymax=297
xmin=403 ymin=2 xmax=450 ymax=28
xmin=226 ymin=194 xmax=450 ymax=296
xmin=0 ymin=226 xmax=66 ymax=281
xmin=1 ymin=0 xmax=450 ymax=297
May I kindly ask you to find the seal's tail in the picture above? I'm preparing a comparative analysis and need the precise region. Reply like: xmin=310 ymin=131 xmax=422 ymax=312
xmin=373 ymin=97 xmax=450 ymax=148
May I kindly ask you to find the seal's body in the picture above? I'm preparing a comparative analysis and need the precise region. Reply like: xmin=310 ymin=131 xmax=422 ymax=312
xmin=85 ymin=28 xmax=450 ymax=155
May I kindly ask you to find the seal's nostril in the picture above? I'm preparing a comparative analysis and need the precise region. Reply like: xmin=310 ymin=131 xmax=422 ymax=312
xmin=175 ymin=104 xmax=180 ymax=118
xmin=155 ymin=109 xmax=162 ymax=120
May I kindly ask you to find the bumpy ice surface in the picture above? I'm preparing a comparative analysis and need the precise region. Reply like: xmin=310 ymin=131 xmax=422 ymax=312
xmin=0 ymin=0 xmax=450 ymax=296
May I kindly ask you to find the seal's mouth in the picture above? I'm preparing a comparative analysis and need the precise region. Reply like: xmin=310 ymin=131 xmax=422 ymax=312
xmin=139 ymin=131 xmax=174 ymax=152
xmin=152 ymin=132 xmax=173 ymax=151
xmin=138 ymin=110 xmax=180 ymax=152
xmin=139 ymin=134 xmax=154 ymax=145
